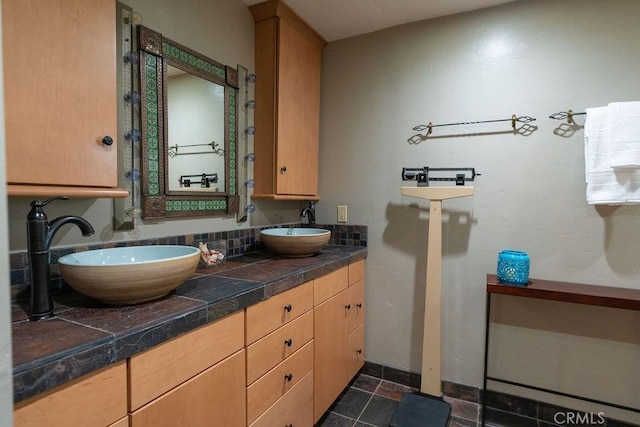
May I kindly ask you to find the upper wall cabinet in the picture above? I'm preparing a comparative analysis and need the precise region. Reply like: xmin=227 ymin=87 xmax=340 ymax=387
xmin=250 ymin=0 xmax=326 ymax=200
xmin=3 ymin=0 xmax=127 ymax=198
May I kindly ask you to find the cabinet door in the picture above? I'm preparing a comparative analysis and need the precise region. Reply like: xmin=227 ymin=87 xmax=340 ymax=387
xmin=3 ymin=0 xmax=117 ymax=188
xmin=314 ymin=290 xmax=350 ymax=422
xmin=275 ymin=18 xmax=321 ymax=196
xmin=348 ymin=279 xmax=365 ymax=334
xmin=130 ymin=350 xmax=246 ymax=427
xmin=349 ymin=323 xmax=365 ymax=379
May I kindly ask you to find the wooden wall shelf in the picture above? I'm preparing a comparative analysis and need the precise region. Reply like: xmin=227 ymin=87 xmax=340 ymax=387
xmin=486 ymin=274 xmax=640 ymax=311
xmin=483 ymin=274 xmax=640 ymax=424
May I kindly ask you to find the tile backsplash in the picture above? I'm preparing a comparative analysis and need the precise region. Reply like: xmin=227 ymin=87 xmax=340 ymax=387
xmin=9 ymin=223 xmax=367 ymax=301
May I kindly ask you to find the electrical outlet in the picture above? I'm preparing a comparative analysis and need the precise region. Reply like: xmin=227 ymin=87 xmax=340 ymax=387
xmin=337 ymin=205 xmax=348 ymax=223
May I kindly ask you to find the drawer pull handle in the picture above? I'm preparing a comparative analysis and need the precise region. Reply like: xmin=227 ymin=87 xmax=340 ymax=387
xmin=284 ymin=338 xmax=293 ymax=347
xmin=284 ymin=304 xmax=292 ymax=312
xmin=345 ymin=304 xmax=351 ymax=310
xmin=356 ymin=349 xmax=362 ymax=354
xmin=356 ymin=303 xmax=363 ymax=308
xmin=285 ymin=373 xmax=293 ymax=382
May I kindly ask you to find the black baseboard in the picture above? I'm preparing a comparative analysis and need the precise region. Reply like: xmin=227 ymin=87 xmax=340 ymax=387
xmin=362 ymin=361 xmax=479 ymax=403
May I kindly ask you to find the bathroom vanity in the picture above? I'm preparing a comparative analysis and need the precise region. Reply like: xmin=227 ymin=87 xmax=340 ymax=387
xmin=12 ymin=246 xmax=366 ymax=426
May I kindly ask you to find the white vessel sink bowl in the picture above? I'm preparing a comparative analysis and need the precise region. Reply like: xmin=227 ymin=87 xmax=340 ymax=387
xmin=260 ymin=228 xmax=331 ymax=257
xmin=58 ymin=245 xmax=200 ymax=305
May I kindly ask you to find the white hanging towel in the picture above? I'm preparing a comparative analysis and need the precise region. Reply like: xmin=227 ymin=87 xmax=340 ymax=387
xmin=608 ymin=101 xmax=640 ymax=168
xmin=584 ymin=106 xmax=640 ymax=204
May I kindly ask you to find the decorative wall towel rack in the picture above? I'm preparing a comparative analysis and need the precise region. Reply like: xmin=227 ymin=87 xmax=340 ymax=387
xmin=413 ymin=114 xmax=536 ymax=135
xmin=549 ymin=109 xmax=586 ymax=124
xmin=168 ymin=141 xmax=224 ymax=157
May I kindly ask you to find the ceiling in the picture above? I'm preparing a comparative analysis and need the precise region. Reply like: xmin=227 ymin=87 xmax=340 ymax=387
xmin=241 ymin=0 xmax=516 ymax=42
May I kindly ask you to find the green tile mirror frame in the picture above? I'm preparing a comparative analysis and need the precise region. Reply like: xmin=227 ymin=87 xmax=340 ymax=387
xmin=138 ymin=25 xmax=239 ymax=218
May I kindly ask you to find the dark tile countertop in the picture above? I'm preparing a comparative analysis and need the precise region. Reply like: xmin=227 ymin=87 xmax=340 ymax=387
xmin=11 ymin=245 xmax=366 ymax=403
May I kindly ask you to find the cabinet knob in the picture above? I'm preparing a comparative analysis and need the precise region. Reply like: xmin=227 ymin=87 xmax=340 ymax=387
xmin=102 ymin=136 xmax=114 ymax=146
xmin=284 ymin=373 xmax=293 ymax=382
xmin=284 ymin=338 xmax=293 ymax=347
xmin=345 ymin=304 xmax=351 ymax=310
xmin=356 ymin=349 xmax=362 ymax=354
xmin=356 ymin=303 xmax=363 ymax=308
xmin=284 ymin=304 xmax=292 ymax=312
xmin=280 ymin=166 xmax=287 ymax=173
xmin=285 ymin=424 xmax=293 ymax=427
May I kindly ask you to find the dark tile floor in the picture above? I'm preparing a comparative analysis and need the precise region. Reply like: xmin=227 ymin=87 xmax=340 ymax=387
xmin=316 ymin=373 xmax=640 ymax=426
xmin=316 ymin=373 xmax=481 ymax=427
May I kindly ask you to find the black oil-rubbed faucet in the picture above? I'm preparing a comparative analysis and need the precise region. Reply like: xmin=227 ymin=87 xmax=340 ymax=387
xmin=27 ymin=197 xmax=94 ymax=320
xmin=300 ymin=200 xmax=316 ymax=227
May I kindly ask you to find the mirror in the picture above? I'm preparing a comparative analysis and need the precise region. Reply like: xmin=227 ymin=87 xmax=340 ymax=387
xmin=166 ymin=65 xmax=226 ymax=192
xmin=138 ymin=25 xmax=239 ymax=218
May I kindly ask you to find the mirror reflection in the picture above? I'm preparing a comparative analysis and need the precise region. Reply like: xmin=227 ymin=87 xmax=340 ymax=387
xmin=166 ymin=65 xmax=226 ymax=192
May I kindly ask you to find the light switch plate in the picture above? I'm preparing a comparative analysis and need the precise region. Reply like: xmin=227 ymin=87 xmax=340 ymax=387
xmin=337 ymin=205 xmax=347 ymax=223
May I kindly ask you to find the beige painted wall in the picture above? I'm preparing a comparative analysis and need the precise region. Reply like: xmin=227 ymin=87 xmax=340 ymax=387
xmin=7 ymin=0 xmax=302 ymax=251
xmin=316 ymin=0 xmax=640 ymax=422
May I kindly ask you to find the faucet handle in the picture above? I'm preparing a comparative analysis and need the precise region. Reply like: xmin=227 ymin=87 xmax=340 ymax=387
xmin=29 ymin=197 xmax=70 ymax=220
xmin=30 ymin=196 xmax=70 ymax=208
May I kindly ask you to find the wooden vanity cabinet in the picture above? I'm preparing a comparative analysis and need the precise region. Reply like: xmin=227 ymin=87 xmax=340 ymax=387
xmin=2 ymin=0 xmax=127 ymax=198
xmin=129 ymin=311 xmax=246 ymax=426
xmin=13 ymin=261 xmax=366 ymax=427
xmin=249 ymin=0 xmax=327 ymax=200
xmin=14 ymin=361 xmax=127 ymax=427
xmin=313 ymin=260 xmax=366 ymax=422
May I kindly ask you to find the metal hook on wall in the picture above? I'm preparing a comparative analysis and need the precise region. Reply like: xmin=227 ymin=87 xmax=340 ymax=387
xmin=549 ymin=109 xmax=586 ymax=124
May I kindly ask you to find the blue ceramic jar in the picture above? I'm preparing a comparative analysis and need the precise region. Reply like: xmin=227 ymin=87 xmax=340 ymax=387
xmin=497 ymin=250 xmax=530 ymax=285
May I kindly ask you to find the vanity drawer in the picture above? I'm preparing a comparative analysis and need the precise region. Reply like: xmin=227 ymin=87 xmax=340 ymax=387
xmin=14 ymin=361 xmax=127 ymax=427
xmin=246 ymin=281 xmax=313 ymax=344
xmin=130 ymin=350 xmax=246 ymax=427
xmin=246 ymin=309 xmax=313 ymax=384
xmin=247 ymin=340 xmax=313 ymax=424
xmin=249 ymin=369 xmax=314 ymax=427
xmin=313 ymin=265 xmax=348 ymax=306
xmin=349 ymin=259 xmax=365 ymax=286
xmin=128 ymin=310 xmax=244 ymax=411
